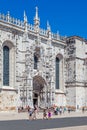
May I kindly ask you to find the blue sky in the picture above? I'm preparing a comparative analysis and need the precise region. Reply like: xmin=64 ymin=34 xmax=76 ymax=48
xmin=0 ymin=0 xmax=87 ymax=38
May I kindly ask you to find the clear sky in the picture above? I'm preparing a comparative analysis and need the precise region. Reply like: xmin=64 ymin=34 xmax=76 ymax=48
xmin=0 ymin=0 xmax=87 ymax=38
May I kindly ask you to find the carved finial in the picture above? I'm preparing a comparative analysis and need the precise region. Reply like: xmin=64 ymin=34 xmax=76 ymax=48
xmin=24 ymin=10 xmax=28 ymax=32
xmin=47 ymin=20 xmax=51 ymax=31
xmin=57 ymin=31 xmax=60 ymax=39
xmin=35 ymin=6 xmax=38 ymax=20
xmin=34 ymin=6 xmax=40 ymax=32
xmin=24 ymin=10 xmax=26 ymax=20
xmin=7 ymin=11 xmax=10 ymax=16
xmin=7 ymin=11 xmax=10 ymax=22
xmin=24 ymin=10 xmax=27 ymax=22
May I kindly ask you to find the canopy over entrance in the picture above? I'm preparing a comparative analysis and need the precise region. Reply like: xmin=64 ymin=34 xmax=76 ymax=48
xmin=33 ymin=75 xmax=46 ymax=93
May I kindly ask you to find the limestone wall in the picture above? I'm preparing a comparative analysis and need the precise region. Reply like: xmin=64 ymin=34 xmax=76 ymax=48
xmin=55 ymin=93 xmax=66 ymax=106
xmin=66 ymin=87 xmax=76 ymax=107
xmin=76 ymin=87 xmax=85 ymax=109
xmin=76 ymin=58 xmax=85 ymax=82
xmin=76 ymin=39 xmax=86 ymax=59
xmin=0 ymin=90 xmax=17 ymax=111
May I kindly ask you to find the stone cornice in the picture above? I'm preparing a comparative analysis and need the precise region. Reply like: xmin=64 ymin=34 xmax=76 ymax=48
xmin=66 ymin=36 xmax=87 ymax=42
xmin=0 ymin=19 xmax=66 ymax=46
xmin=0 ymin=88 xmax=18 ymax=93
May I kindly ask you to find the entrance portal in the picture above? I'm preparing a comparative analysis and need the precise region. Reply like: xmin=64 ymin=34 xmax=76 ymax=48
xmin=33 ymin=75 xmax=46 ymax=106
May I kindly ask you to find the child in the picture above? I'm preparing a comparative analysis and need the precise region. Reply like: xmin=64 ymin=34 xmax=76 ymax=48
xmin=48 ymin=109 xmax=51 ymax=119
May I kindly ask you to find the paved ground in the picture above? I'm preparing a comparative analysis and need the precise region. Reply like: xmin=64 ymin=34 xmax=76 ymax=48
xmin=0 ymin=110 xmax=87 ymax=120
xmin=0 ymin=111 xmax=87 ymax=130
xmin=42 ymin=126 xmax=87 ymax=130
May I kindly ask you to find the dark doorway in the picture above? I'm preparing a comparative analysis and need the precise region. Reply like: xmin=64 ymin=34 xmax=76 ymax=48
xmin=33 ymin=99 xmax=38 ymax=105
xmin=33 ymin=93 xmax=38 ymax=106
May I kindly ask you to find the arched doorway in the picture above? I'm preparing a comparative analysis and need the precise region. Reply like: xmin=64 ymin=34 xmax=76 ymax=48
xmin=33 ymin=75 xmax=46 ymax=106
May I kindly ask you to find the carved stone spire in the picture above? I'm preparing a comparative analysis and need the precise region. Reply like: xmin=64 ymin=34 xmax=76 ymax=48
xmin=47 ymin=21 xmax=51 ymax=39
xmin=35 ymin=7 xmax=38 ymax=20
xmin=47 ymin=21 xmax=51 ymax=31
xmin=7 ymin=11 xmax=10 ymax=22
xmin=57 ymin=31 xmax=60 ymax=39
xmin=34 ymin=7 xmax=40 ymax=32
xmin=24 ymin=11 xmax=28 ymax=32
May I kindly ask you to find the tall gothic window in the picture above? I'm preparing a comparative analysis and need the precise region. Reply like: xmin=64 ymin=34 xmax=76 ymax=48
xmin=34 ymin=54 xmax=38 ymax=69
xmin=56 ymin=57 xmax=59 ymax=89
xmin=3 ymin=46 xmax=9 ymax=86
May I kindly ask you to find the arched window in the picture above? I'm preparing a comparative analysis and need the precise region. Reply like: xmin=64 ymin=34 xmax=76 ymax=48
xmin=56 ymin=57 xmax=59 ymax=89
xmin=3 ymin=46 xmax=9 ymax=86
xmin=34 ymin=54 xmax=38 ymax=69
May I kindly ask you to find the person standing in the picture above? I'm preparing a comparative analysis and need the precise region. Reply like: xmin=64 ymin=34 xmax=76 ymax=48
xmin=48 ymin=109 xmax=52 ymax=119
xmin=28 ymin=108 xmax=33 ymax=120
xmin=33 ymin=105 xmax=37 ymax=120
xmin=43 ymin=109 xmax=47 ymax=119
xmin=59 ymin=106 xmax=62 ymax=115
xmin=82 ymin=107 xmax=85 ymax=113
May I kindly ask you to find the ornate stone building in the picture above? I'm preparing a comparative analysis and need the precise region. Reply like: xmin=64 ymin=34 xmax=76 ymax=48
xmin=0 ymin=7 xmax=86 ymax=111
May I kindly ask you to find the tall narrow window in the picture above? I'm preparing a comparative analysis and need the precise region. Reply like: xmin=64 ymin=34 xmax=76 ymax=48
xmin=34 ymin=54 xmax=38 ymax=69
xmin=56 ymin=57 xmax=59 ymax=89
xmin=3 ymin=46 xmax=9 ymax=86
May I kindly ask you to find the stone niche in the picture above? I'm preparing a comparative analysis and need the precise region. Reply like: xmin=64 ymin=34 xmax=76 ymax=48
xmin=0 ymin=90 xmax=17 ymax=111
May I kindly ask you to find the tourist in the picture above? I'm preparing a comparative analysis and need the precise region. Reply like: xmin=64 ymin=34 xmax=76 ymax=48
xmin=32 ymin=105 xmax=37 ymax=120
xmin=63 ymin=107 xmax=66 ymax=114
xmin=59 ymin=106 xmax=62 ymax=115
xmin=48 ymin=109 xmax=52 ymax=119
xmin=56 ymin=106 xmax=59 ymax=115
xmin=82 ymin=107 xmax=85 ymax=113
xmin=43 ymin=109 xmax=47 ymax=119
xmin=28 ymin=107 xmax=33 ymax=120
xmin=68 ymin=107 xmax=71 ymax=113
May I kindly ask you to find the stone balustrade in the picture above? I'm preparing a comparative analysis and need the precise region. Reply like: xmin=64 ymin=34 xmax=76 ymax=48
xmin=28 ymin=24 xmax=34 ymax=31
xmin=0 ymin=13 xmax=65 ymax=41
xmin=0 ymin=13 xmax=24 ymax=27
xmin=40 ymin=28 xmax=48 ymax=36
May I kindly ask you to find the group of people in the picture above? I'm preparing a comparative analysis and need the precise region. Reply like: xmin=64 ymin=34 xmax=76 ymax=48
xmin=27 ymin=105 xmax=69 ymax=120
xmin=43 ymin=109 xmax=52 ymax=119
xmin=27 ymin=105 xmax=39 ymax=120
xmin=18 ymin=105 xmax=86 ymax=121
xmin=54 ymin=106 xmax=67 ymax=115
xmin=27 ymin=105 xmax=67 ymax=120
xmin=27 ymin=105 xmax=52 ymax=120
